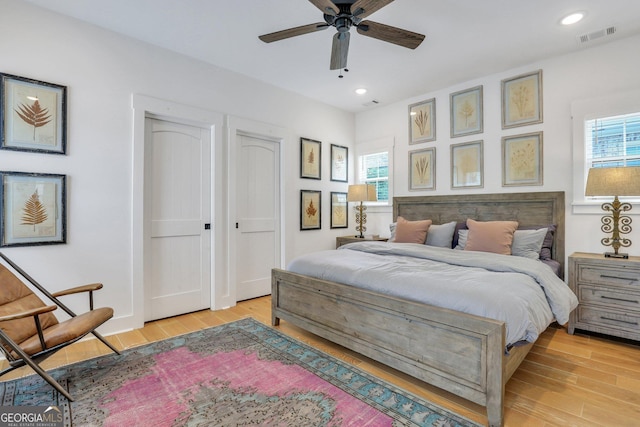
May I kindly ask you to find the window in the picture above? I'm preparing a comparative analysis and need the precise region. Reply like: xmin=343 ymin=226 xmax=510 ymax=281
xmin=358 ymin=151 xmax=389 ymax=203
xmin=586 ymin=112 xmax=640 ymax=169
xmin=571 ymin=91 xmax=640 ymax=210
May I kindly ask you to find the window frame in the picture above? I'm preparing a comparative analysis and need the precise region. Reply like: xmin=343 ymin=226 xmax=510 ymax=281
xmin=355 ymin=137 xmax=394 ymax=207
xmin=571 ymin=91 xmax=640 ymax=213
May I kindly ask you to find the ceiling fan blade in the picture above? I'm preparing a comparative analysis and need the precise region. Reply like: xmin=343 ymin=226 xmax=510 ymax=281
xmin=330 ymin=32 xmax=350 ymax=70
xmin=259 ymin=23 xmax=329 ymax=43
xmin=308 ymin=0 xmax=339 ymax=16
xmin=350 ymin=0 xmax=394 ymax=19
xmin=357 ymin=20 xmax=425 ymax=49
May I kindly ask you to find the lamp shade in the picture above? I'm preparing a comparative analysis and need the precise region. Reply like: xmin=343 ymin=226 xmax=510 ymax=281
xmin=347 ymin=184 xmax=378 ymax=202
xmin=585 ymin=167 xmax=640 ymax=196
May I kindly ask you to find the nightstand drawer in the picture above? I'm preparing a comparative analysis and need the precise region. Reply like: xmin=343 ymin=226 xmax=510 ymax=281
xmin=578 ymin=265 xmax=640 ymax=289
xmin=578 ymin=285 xmax=640 ymax=311
xmin=576 ymin=305 xmax=640 ymax=334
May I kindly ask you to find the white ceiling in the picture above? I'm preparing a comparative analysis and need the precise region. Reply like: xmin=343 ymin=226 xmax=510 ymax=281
xmin=22 ymin=0 xmax=640 ymax=113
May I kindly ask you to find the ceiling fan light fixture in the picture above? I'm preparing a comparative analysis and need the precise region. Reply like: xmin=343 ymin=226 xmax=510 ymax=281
xmin=561 ymin=12 xmax=585 ymax=26
xmin=259 ymin=0 xmax=426 ymax=70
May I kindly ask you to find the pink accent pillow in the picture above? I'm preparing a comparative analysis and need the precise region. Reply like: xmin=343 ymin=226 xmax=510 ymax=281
xmin=394 ymin=217 xmax=432 ymax=244
xmin=464 ymin=219 xmax=518 ymax=255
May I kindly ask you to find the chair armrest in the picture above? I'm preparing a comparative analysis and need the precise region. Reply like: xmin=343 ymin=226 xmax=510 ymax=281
xmin=51 ymin=283 xmax=103 ymax=297
xmin=0 ymin=305 xmax=57 ymax=322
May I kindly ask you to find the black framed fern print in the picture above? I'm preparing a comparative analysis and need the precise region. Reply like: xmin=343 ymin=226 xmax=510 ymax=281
xmin=0 ymin=73 xmax=67 ymax=154
xmin=0 ymin=171 xmax=66 ymax=247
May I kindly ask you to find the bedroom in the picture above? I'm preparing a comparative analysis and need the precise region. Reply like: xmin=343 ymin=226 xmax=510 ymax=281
xmin=0 ymin=0 xmax=639 ymax=425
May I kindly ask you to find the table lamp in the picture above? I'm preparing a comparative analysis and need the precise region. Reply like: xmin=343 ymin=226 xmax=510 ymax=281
xmin=347 ymin=184 xmax=377 ymax=238
xmin=585 ymin=166 xmax=640 ymax=258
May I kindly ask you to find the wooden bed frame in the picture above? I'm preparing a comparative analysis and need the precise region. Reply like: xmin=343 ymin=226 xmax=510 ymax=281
xmin=272 ymin=191 xmax=565 ymax=427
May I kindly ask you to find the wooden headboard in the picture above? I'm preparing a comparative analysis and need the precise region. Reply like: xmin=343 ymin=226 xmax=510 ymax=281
xmin=393 ymin=191 xmax=565 ymax=275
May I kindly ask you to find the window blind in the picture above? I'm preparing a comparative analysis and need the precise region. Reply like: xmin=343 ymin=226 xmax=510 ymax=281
xmin=586 ymin=113 xmax=640 ymax=168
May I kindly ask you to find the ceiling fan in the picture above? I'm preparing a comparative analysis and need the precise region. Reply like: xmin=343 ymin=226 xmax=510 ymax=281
xmin=258 ymin=0 xmax=425 ymax=70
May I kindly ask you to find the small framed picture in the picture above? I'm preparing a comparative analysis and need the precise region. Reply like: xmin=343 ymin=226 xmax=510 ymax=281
xmin=502 ymin=132 xmax=543 ymax=186
xmin=300 ymin=138 xmax=321 ymax=179
xmin=409 ymin=98 xmax=436 ymax=144
xmin=300 ymin=190 xmax=321 ymax=230
xmin=330 ymin=144 xmax=348 ymax=182
xmin=501 ymin=70 xmax=543 ymax=129
xmin=450 ymin=85 xmax=483 ymax=138
xmin=409 ymin=147 xmax=436 ymax=191
xmin=0 ymin=73 xmax=67 ymax=154
xmin=330 ymin=191 xmax=348 ymax=229
xmin=1 ymin=171 xmax=66 ymax=247
xmin=451 ymin=140 xmax=483 ymax=189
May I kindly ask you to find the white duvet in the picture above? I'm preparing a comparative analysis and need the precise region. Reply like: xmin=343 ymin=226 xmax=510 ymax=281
xmin=287 ymin=241 xmax=578 ymax=347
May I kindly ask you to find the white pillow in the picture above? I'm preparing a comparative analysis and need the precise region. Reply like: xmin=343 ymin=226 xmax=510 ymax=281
xmin=511 ymin=228 xmax=548 ymax=260
xmin=425 ymin=221 xmax=457 ymax=248
xmin=455 ymin=229 xmax=468 ymax=250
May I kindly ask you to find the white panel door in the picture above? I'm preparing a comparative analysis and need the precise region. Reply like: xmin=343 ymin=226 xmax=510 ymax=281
xmin=146 ymin=118 xmax=211 ymax=321
xmin=235 ymin=134 xmax=280 ymax=301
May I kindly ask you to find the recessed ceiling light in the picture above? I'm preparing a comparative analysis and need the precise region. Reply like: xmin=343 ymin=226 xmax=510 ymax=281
xmin=561 ymin=12 xmax=585 ymax=25
xmin=355 ymin=88 xmax=367 ymax=95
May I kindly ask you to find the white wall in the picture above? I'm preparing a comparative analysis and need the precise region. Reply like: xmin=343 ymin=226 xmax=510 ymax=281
xmin=355 ymin=34 xmax=640 ymax=265
xmin=3 ymin=0 xmax=639 ymax=336
xmin=0 ymin=0 xmax=354 ymax=333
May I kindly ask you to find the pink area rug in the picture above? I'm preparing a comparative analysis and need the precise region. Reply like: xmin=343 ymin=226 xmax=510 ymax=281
xmin=1 ymin=318 xmax=480 ymax=426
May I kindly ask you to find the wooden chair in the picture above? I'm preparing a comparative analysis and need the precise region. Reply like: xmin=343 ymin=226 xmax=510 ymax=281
xmin=0 ymin=252 xmax=120 ymax=401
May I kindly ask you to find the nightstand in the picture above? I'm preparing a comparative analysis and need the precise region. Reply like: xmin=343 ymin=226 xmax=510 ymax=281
xmin=336 ymin=235 xmax=388 ymax=249
xmin=568 ymin=252 xmax=640 ymax=342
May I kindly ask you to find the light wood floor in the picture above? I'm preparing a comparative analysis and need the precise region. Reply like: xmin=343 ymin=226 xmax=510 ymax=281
xmin=2 ymin=296 xmax=639 ymax=426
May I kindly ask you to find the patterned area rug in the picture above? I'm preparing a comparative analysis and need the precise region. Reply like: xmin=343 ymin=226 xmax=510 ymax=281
xmin=0 ymin=318 xmax=480 ymax=426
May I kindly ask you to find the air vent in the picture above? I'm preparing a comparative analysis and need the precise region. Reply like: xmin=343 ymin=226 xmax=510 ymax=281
xmin=362 ymin=100 xmax=380 ymax=107
xmin=577 ymin=26 xmax=617 ymax=45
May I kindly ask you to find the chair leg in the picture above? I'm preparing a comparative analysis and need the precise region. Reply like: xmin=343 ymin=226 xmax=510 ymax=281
xmin=1 ymin=338 xmax=74 ymax=401
xmin=91 ymin=331 xmax=121 ymax=355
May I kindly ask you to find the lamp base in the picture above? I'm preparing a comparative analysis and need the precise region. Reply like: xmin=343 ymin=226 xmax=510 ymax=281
xmin=604 ymin=252 xmax=629 ymax=259
xmin=354 ymin=235 xmax=364 ymax=238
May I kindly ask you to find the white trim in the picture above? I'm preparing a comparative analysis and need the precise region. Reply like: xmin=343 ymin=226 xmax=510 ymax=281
xmin=226 ymin=116 xmax=288 ymax=307
xmin=571 ymin=90 xmax=640 ymax=206
xmin=572 ymin=200 xmax=640 ymax=215
xmin=355 ymin=136 xmax=395 ymax=206
xmin=131 ymin=94 xmax=224 ymax=326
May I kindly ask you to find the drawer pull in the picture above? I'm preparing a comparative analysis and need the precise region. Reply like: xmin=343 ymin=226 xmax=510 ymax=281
xmin=601 ymin=295 xmax=639 ymax=304
xmin=600 ymin=274 xmax=638 ymax=282
xmin=600 ymin=316 xmax=639 ymax=326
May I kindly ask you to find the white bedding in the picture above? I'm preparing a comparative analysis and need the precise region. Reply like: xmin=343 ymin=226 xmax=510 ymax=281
xmin=287 ymin=241 xmax=578 ymax=347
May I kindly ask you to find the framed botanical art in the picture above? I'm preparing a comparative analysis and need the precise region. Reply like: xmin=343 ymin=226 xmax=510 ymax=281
xmin=451 ymin=140 xmax=483 ymax=189
xmin=502 ymin=132 xmax=543 ymax=186
xmin=330 ymin=191 xmax=348 ymax=229
xmin=409 ymin=147 xmax=435 ymax=191
xmin=0 ymin=171 xmax=66 ymax=247
xmin=0 ymin=73 xmax=67 ymax=154
xmin=501 ymin=70 xmax=543 ymax=129
xmin=409 ymin=98 xmax=436 ymax=144
xmin=300 ymin=190 xmax=321 ymax=230
xmin=450 ymin=85 xmax=483 ymax=137
xmin=330 ymin=144 xmax=348 ymax=182
xmin=300 ymin=137 xmax=321 ymax=180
